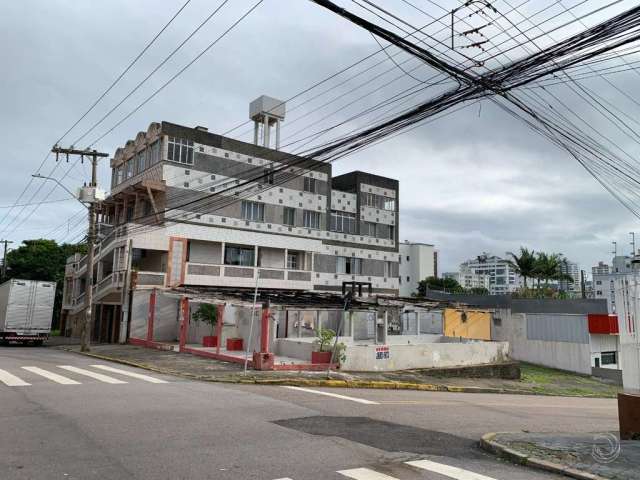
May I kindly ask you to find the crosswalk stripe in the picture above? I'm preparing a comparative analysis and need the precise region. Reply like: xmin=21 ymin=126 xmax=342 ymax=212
xmin=89 ymin=365 xmax=168 ymax=383
xmin=58 ymin=366 xmax=127 ymax=384
xmin=22 ymin=366 xmax=81 ymax=385
xmin=406 ymin=460 xmax=497 ymax=480
xmin=0 ymin=368 xmax=31 ymax=386
xmin=337 ymin=468 xmax=399 ymax=480
xmin=282 ymin=386 xmax=380 ymax=405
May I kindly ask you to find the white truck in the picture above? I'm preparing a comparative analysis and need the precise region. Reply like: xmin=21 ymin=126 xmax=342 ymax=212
xmin=0 ymin=279 xmax=56 ymax=345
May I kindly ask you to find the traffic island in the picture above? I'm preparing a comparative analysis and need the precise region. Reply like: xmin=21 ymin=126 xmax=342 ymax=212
xmin=480 ymin=432 xmax=640 ymax=480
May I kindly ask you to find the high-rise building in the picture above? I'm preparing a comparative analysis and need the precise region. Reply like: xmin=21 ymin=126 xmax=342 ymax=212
xmin=398 ymin=241 xmax=437 ymax=297
xmin=458 ymin=253 xmax=522 ymax=295
xmin=593 ymin=256 xmax=632 ymax=312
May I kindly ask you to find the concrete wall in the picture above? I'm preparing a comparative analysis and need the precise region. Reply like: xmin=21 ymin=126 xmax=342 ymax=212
xmin=491 ymin=310 xmax=592 ymax=374
xmin=620 ymin=343 xmax=640 ymax=390
xmin=340 ymin=340 xmax=509 ymax=372
xmin=189 ymin=240 xmax=222 ymax=264
xmin=443 ymin=308 xmax=491 ymax=340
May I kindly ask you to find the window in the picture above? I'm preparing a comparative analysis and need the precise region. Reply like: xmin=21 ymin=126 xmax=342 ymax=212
xmin=303 ymin=210 xmax=321 ymax=229
xmin=601 ymin=351 xmax=617 ymax=365
xmin=224 ymin=246 xmax=255 ymax=266
xmin=388 ymin=225 xmax=395 ymax=240
xmin=304 ymin=176 xmax=316 ymax=193
xmin=383 ymin=261 xmax=393 ymax=278
xmin=337 ymin=256 xmax=362 ymax=275
xmin=362 ymin=221 xmax=377 ymax=237
xmin=126 ymin=159 xmax=134 ymax=178
xmin=241 ymin=200 xmax=264 ymax=222
xmin=115 ymin=165 xmax=124 ymax=184
xmin=150 ymin=140 xmax=160 ymax=165
xmin=383 ymin=197 xmax=395 ymax=210
xmin=596 ymin=280 xmax=602 ymax=285
xmin=136 ymin=151 xmax=145 ymax=174
xmin=330 ymin=211 xmax=356 ymax=233
xmin=283 ymin=207 xmax=295 ymax=226
xmin=167 ymin=137 xmax=194 ymax=165
xmin=287 ymin=252 xmax=299 ymax=270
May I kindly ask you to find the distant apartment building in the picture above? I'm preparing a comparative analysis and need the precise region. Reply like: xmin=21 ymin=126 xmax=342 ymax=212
xmin=443 ymin=269 xmax=490 ymax=290
xmin=398 ymin=241 xmax=437 ymax=297
xmin=458 ymin=253 xmax=522 ymax=295
xmin=559 ymin=260 xmax=581 ymax=295
xmin=60 ymin=97 xmax=401 ymax=341
xmin=593 ymin=256 xmax=632 ymax=312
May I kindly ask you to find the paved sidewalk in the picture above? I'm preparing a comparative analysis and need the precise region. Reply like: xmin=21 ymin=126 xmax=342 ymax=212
xmin=482 ymin=432 xmax=639 ymax=480
xmin=54 ymin=343 xmax=619 ymax=396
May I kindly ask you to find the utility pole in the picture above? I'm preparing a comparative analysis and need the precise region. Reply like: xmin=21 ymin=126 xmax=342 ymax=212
xmin=612 ymin=241 xmax=617 ymax=258
xmin=631 ymin=232 xmax=636 ymax=257
xmin=0 ymin=240 xmax=13 ymax=281
xmin=51 ymin=146 xmax=108 ymax=352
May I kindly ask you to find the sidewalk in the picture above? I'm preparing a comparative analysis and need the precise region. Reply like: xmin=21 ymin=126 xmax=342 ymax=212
xmin=55 ymin=343 xmax=620 ymax=396
xmin=481 ymin=432 xmax=639 ymax=480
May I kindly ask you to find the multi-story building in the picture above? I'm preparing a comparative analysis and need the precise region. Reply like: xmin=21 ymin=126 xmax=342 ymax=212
xmin=593 ymin=256 xmax=631 ymax=312
xmin=444 ymin=269 xmax=491 ymax=291
xmin=398 ymin=241 xmax=437 ymax=297
xmin=458 ymin=253 xmax=522 ymax=295
xmin=559 ymin=260 xmax=581 ymax=296
xmin=60 ymin=98 xmax=400 ymax=342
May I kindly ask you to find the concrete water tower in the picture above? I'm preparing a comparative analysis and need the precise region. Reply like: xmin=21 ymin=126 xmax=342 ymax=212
xmin=250 ymin=95 xmax=286 ymax=150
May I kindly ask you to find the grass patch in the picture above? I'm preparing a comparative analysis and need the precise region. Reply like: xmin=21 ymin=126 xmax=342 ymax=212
xmin=50 ymin=329 xmax=61 ymax=337
xmin=519 ymin=363 xmax=620 ymax=398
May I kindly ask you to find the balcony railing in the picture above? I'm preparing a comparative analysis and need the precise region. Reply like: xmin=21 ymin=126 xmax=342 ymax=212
xmin=184 ymin=262 xmax=313 ymax=286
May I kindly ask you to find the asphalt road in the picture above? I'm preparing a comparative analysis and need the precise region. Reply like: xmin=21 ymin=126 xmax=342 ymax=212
xmin=0 ymin=346 xmax=618 ymax=480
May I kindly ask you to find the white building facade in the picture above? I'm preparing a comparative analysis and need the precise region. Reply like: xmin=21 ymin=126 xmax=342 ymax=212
xmin=61 ymin=119 xmax=401 ymax=341
xmin=398 ymin=241 xmax=437 ymax=297
xmin=458 ymin=254 xmax=522 ymax=295
xmin=593 ymin=256 xmax=632 ymax=313
xmin=614 ymin=264 xmax=640 ymax=390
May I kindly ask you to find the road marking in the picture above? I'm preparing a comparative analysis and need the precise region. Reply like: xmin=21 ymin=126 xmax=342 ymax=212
xmin=282 ymin=386 xmax=379 ymax=405
xmin=406 ymin=459 xmax=497 ymax=480
xmin=90 ymin=365 xmax=168 ymax=383
xmin=337 ymin=468 xmax=399 ymax=479
xmin=58 ymin=366 xmax=127 ymax=384
xmin=22 ymin=366 xmax=81 ymax=385
xmin=0 ymin=368 xmax=31 ymax=386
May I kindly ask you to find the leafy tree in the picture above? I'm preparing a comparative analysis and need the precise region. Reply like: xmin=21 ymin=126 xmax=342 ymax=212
xmin=417 ymin=276 xmax=464 ymax=296
xmin=507 ymin=247 xmax=536 ymax=289
xmin=192 ymin=303 xmax=218 ymax=335
xmin=532 ymin=252 xmax=574 ymax=295
xmin=466 ymin=287 xmax=489 ymax=295
xmin=5 ymin=239 xmax=86 ymax=329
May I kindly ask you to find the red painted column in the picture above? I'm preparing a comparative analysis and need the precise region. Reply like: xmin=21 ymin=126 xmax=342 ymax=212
xmin=146 ymin=289 xmax=157 ymax=346
xmin=179 ymin=296 xmax=189 ymax=353
xmin=215 ymin=304 xmax=225 ymax=355
xmin=260 ymin=303 xmax=270 ymax=354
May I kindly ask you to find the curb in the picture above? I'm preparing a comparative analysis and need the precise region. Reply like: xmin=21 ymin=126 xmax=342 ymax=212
xmin=57 ymin=346 xmax=538 ymax=394
xmin=479 ymin=433 xmax=609 ymax=480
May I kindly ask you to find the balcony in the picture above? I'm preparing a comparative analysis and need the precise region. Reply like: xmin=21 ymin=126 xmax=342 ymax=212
xmin=184 ymin=262 xmax=312 ymax=289
xmin=94 ymin=270 xmax=126 ymax=301
xmin=588 ymin=314 xmax=619 ymax=335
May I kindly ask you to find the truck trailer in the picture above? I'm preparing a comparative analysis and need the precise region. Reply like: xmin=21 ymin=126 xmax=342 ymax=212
xmin=0 ymin=279 xmax=56 ymax=345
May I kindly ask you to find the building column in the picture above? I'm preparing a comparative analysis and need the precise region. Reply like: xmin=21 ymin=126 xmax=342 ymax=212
xmin=146 ymin=288 xmax=156 ymax=345
xmin=179 ymin=296 xmax=189 ymax=352
xmin=263 ymin=114 xmax=270 ymax=148
xmin=215 ymin=303 xmax=225 ymax=354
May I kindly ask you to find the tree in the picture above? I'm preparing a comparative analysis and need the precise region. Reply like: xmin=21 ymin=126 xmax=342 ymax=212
xmin=417 ymin=276 xmax=464 ymax=296
xmin=532 ymin=252 xmax=574 ymax=295
xmin=192 ymin=303 xmax=218 ymax=336
xmin=507 ymin=247 xmax=536 ymax=289
xmin=467 ymin=287 xmax=489 ymax=295
xmin=5 ymin=239 xmax=86 ymax=329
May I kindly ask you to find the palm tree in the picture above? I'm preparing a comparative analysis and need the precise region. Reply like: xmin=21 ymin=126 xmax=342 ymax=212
xmin=534 ymin=252 xmax=574 ymax=295
xmin=507 ymin=247 xmax=536 ymax=289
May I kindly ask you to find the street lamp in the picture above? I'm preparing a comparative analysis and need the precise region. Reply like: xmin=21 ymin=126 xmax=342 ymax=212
xmin=31 ymin=174 xmax=86 ymax=207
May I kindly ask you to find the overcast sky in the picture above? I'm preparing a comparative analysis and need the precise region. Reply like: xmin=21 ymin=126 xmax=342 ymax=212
xmin=1 ymin=0 xmax=638 ymax=274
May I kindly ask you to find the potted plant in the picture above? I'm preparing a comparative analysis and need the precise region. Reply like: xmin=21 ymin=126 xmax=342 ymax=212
xmin=192 ymin=303 xmax=218 ymax=348
xmin=312 ymin=327 xmax=336 ymax=364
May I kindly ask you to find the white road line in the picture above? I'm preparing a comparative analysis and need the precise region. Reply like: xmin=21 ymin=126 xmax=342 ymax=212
xmin=58 ymin=366 xmax=127 ymax=384
xmin=282 ymin=386 xmax=379 ymax=405
xmin=273 ymin=478 xmax=294 ymax=480
xmin=0 ymin=369 xmax=31 ymax=387
xmin=337 ymin=467 xmax=399 ymax=479
xmin=22 ymin=367 xmax=81 ymax=385
xmin=406 ymin=459 xmax=497 ymax=480
xmin=90 ymin=365 xmax=168 ymax=383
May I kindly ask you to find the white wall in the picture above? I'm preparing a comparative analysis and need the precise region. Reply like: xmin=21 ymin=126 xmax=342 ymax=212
xmin=340 ymin=341 xmax=509 ymax=372
xmin=399 ymin=242 xmax=435 ymax=297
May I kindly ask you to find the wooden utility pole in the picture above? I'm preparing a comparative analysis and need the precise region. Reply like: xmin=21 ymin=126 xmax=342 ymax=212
xmin=52 ymin=146 xmax=109 ymax=352
xmin=0 ymin=240 xmax=13 ymax=281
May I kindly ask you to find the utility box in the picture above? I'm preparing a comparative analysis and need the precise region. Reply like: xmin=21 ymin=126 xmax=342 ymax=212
xmin=0 ymin=279 xmax=56 ymax=345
